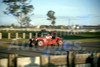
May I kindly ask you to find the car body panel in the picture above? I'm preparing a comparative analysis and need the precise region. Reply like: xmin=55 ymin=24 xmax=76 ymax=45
xmin=35 ymin=36 xmax=62 ymax=45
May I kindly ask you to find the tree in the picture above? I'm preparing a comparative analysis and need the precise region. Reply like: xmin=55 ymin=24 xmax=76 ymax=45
xmin=47 ymin=10 xmax=56 ymax=26
xmin=52 ymin=20 xmax=56 ymax=26
xmin=11 ymin=24 xmax=15 ymax=27
xmin=2 ymin=0 xmax=34 ymax=27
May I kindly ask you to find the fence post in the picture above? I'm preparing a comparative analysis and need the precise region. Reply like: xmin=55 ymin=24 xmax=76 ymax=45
xmin=73 ymin=32 xmax=76 ymax=35
xmin=66 ymin=51 xmax=75 ymax=67
xmin=67 ymin=32 xmax=69 ymax=35
xmin=8 ymin=54 xmax=18 ymax=67
xmin=76 ymin=32 xmax=78 ymax=35
xmin=16 ymin=33 xmax=18 ymax=39
xmin=68 ymin=51 xmax=75 ymax=67
xmin=64 ymin=32 xmax=66 ymax=36
xmin=29 ymin=33 xmax=32 ymax=39
xmin=23 ymin=33 xmax=25 ymax=39
xmin=56 ymin=32 xmax=57 ymax=36
xmin=70 ymin=32 xmax=72 ymax=35
xmin=41 ymin=33 xmax=43 ymax=37
xmin=35 ymin=33 xmax=38 ymax=37
xmin=51 ymin=32 xmax=53 ymax=36
xmin=40 ymin=56 xmax=42 ymax=67
xmin=48 ymin=56 xmax=50 ymax=67
xmin=41 ymin=55 xmax=49 ymax=67
xmin=0 ymin=33 xmax=2 ymax=39
xmin=60 ymin=32 xmax=62 ymax=36
xmin=66 ymin=51 xmax=69 ymax=67
xmin=8 ymin=33 xmax=11 ymax=39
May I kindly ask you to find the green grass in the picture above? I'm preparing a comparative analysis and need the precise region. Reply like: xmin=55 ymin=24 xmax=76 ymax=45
xmin=0 ymin=39 xmax=29 ymax=43
xmin=0 ymin=39 xmax=29 ymax=48
xmin=0 ymin=44 xmax=9 ymax=48
xmin=77 ymin=39 xmax=100 ymax=43
xmin=0 ymin=31 xmax=100 ymax=48
xmin=0 ymin=39 xmax=13 ymax=42
xmin=63 ymin=33 xmax=100 ymax=40
xmin=65 ymin=38 xmax=100 ymax=43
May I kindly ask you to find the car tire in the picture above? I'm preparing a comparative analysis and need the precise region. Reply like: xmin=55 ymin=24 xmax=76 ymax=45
xmin=57 ymin=40 xmax=63 ymax=46
xmin=37 ymin=40 xmax=44 ymax=47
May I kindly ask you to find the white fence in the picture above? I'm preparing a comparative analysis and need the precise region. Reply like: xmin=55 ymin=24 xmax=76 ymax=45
xmin=0 ymin=32 xmax=79 ymax=39
xmin=17 ymin=57 xmax=40 ymax=67
xmin=0 ymin=28 xmax=100 ymax=39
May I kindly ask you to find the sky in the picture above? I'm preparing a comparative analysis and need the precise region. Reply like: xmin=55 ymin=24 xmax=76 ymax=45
xmin=0 ymin=0 xmax=100 ymax=26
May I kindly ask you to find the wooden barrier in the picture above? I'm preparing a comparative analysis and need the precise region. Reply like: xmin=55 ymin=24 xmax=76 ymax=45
xmin=0 ymin=52 xmax=100 ymax=67
xmin=41 ymin=55 xmax=49 ymax=66
xmin=0 ymin=58 xmax=8 ymax=67
xmin=8 ymin=54 xmax=18 ymax=67
xmin=41 ymin=52 xmax=99 ymax=67
xmin=97 ymin=53 xmax=100 ymax=58
xmin=76 ymin=64 xmax=91 ymax=67
xmin=75 ymin=54 xmax=91 ymax=64
xmin=50 ymin=55 xmax=67 ymax=65
xmin=17 ymin=56 xmax=40 ymax=67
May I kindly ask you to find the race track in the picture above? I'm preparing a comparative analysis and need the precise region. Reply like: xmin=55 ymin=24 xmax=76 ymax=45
xmin=0 ymin=41 xmax=100 ymax=58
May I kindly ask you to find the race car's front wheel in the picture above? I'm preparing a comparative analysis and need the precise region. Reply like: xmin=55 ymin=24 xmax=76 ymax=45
xmin=37 ymin=40 xmax=44 ymax=47
xmin=58 ymin=40 xmax=63 ymax=46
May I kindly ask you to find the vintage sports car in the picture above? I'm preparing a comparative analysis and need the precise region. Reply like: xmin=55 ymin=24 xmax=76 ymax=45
xmin=29 ymin=30 xmax=63 ymax=47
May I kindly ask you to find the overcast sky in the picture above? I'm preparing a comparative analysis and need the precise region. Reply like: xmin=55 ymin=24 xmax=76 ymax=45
xmin=0 ymin=0 xmax=100 ymax=26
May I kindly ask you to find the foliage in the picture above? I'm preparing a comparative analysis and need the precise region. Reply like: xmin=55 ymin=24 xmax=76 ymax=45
xmin=47 ymin=10 xmax=56 ymax=26
xmin=2 ymin=0 xmax=34 ymax=27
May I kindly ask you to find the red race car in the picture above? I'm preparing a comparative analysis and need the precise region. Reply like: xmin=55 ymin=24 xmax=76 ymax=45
xmin=29 ymin=30 xmax=63 ymax=47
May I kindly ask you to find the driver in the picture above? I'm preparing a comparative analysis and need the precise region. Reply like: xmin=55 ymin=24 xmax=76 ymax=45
xmin=46 ymin=33 xmax=52 ymax=39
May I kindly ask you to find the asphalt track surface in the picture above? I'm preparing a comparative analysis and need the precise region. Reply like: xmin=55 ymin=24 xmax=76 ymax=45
xmin=0 ymin=41 xmax=100 ymax=58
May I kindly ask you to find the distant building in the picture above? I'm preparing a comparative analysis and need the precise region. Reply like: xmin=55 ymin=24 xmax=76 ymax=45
xmin=35 ymin=25 xmax=40 ymax=29
xmin=82 ymin=25 xmax=100 ymax=29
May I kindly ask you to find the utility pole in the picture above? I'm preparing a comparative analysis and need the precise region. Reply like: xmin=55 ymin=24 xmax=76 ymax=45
xmin=68 ymin=17 xmax=71 ymax=29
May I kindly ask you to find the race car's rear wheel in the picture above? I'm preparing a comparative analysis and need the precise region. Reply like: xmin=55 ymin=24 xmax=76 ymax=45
xmin=37 ymin=40 xmax=44 ymax=47
xmin=58 ymin=40 xmax=63 ymax=46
